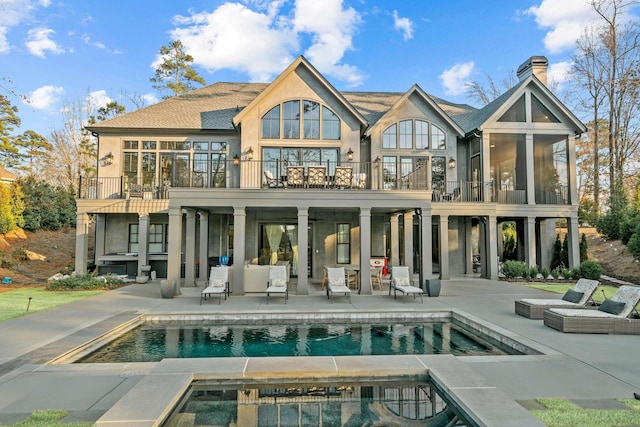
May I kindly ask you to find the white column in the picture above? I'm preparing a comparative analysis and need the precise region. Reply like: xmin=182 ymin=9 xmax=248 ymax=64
xmin=568 ymin=135 xmax=578 ymax=205
xmin=525 ymin=217 xmax=537 ymax=268
xmin=390 ymin=214 xmax=400 ymax=267
xmin=403 ymin=212 xmax=414 ymax=273
xmin=233 ymin=207 xmax=246 ymax=295
xmin=422 ymin=213 xmax=433 ymax=279
xmin=359 ymin=207 xmax=372 ymax=295
xmin=488 ymin=215 xmax=499 ymax=279
xmin=465 ymin=218 xmax=473 ymax=273
xmin=94 ymin=214 xmax=106 ymax=266
xmin=439 ymin=216 xmax=449 ymax=279
xmin=567 ymin=216 xmax=580 ymax=269
xmin=167 ymin=208 xmax=183 ymax=284
xmin=137 ymin=214 xmax=150 ymax=277
xmin=297 ymin=207 xmax=309 ymax=295
xmin=526 ymin=133 xmax=535 ymax=204
xmin=74 ymin=212 xmax=89 ymax=274
xmin=184 ymin=209 xmax=196 ymax=286
xmin=198 ymin=212 xmax=209 ymax=283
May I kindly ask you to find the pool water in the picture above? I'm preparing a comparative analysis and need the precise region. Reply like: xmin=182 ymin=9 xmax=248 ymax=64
xmin=162 ymin=382 xmax=462 ymax=427
xmin=78 ymin=321 xmax=520 ymax=363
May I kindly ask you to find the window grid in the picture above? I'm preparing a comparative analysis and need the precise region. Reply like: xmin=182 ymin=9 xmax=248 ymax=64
xmin=128 ymin=224 xmax=139 ymax=253
xmin=336 ymin=223 xmax=351 ymax=264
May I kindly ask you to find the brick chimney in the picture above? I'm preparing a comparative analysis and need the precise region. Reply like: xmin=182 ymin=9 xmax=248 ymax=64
xmin=516 ymin=56 xmax=548 ymax=85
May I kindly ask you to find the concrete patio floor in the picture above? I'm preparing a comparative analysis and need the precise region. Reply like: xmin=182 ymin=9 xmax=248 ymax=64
xmin=0 ymin=277 xmax=638 ymax=425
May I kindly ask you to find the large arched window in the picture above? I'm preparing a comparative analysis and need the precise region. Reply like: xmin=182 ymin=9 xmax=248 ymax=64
xmin=261 ymin=100 xmax=340 ymax=140
xmin=382 ymin=119 xmax=446 ymax=150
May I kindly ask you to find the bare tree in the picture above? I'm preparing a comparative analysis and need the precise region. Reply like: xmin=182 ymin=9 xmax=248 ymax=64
xmin=465 ymin=72 xmax=518 ymax=106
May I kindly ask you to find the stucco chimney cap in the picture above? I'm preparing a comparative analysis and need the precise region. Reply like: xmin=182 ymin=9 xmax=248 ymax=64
xmin=517 ymin=56 xmax=548 ymax=80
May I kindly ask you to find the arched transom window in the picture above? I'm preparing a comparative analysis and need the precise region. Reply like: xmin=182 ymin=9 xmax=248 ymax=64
xmin=382 ymin=119 xmax=446 ymax=150
xmin=262 ymin=100 xmax=340 ymax=140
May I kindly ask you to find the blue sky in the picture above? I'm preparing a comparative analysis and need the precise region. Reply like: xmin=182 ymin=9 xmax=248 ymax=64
xmin=0 ymin=0 xmax=630 ymax=138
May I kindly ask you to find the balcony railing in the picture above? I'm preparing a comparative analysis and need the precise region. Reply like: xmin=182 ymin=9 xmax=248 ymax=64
xmin=76 ymin=160 xmax=566 ymax=206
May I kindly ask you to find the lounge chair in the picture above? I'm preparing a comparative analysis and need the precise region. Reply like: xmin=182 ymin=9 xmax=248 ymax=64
xmin=264 ymin=170 xmax=283 ymax=188
xmin=266 ymin=265 xmax=288 ymax=304
xmin=515 ymin=278 xmax=599 ymax=319
xmin=326 ymin=267 xmax=351 ymax=303
xmin=389 ymin=266 xmax=423 ymax=303
xmin=543 ymin=285 xmax=640 ymax=334
xmin=201 ymin=266 xmax=229 ymax=305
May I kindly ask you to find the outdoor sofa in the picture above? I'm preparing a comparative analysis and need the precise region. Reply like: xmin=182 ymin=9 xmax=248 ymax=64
xmin=514 ymin=278 xmax=599 ymax=319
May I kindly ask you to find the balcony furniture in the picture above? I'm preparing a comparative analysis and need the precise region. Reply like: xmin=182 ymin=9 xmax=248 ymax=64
xmin=333 ymin=166 xmax=353 ymax=189
xmin=286 ymin=166 xmax=305 ymax=188
xmin=352 ymin=173 xmax=367 ymax=189
xmin=370 ymin=266 xmax=382 ymax=291
xmin=307 ymin=166 xmax=327 ymax=188
xmin=243 ymin=264 xmax=271 ymax=293
xmin=201 ymin=266 xmax=230 ymax=304
xmin=515 ymin=278 xmax=599 ymax=319
xmin=543 ymin=285 xmax=640 ymax=334
xmin=325 ymin=266 xmax=351 ymax=303
xmin=266 ymin=265 xmax=289 ymax=304
xmin=389 ymin=266 xmax=423 ymax=303
xmin=127 ymin=184 xmax=144 ymax=199
xmin=264 ymin=170 xmax=284 ymax=188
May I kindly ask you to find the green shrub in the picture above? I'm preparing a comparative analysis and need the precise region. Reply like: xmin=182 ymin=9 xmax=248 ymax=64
xmin=559 ymin=266 xmax=571 ymax=279
xmin=550 ymin=234 xmax=563 ymax=271
xmin=628 ymin=231 xmax=640 ymax=257
xmin=502 ymin=260 xmax=528 ymax=278
xmin=540 ymin=267 xmax=550 ymax=279
xmin=579 ymin=233 xmax=588 ymax=262
xmin=47 ymin=274 xmax=124 ymax=291
xmin=550 ymin=267 xmax=561 ymax=279
xmin=528 ymin=266 xmax=539 ymax=279
xmin=580 ymin=260 xmax=602 ymax=280
xmin=570 ymin=268 xmax=582 ymax=280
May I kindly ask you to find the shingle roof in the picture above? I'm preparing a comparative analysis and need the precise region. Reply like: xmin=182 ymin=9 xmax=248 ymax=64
xmin=0 ymin=166 xmax=17 ymax=181
xmin=88 ymin=82 xmax=482 ymax=133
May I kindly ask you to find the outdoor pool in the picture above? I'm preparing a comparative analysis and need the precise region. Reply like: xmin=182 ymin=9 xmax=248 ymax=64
xmin=77 ymin=318 xmax=523 ymax=363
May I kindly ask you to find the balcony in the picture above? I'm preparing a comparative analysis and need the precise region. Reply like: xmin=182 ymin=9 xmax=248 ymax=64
xmin=76 ymin=160 xmax=502 ymax=204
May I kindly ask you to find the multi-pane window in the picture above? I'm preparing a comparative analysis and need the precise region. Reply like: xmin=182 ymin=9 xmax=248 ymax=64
xmin=141 ymin=153 xmax=156 ymax=188
xmin=382 ymin=156 xmax=397 ymax=189
xmin=383 ymin=124 xmax=397 ymax=149
xmin=210 ymin=154 xmax=226 ymax=188
xmin=399 ymin=120 xmax=412 ymax=149
xmin=430 ymin=124 xmax=446 ymax=150
xmin=128 ymin=224 xmax=139 ymax=253
xmin=262 ymin=101 xmax=340 ymax=140
xmin=262 ymin=105 xmax=280 ymax=139
xmin=382 ymin=120 xmax=446 ymax=150
xmin=432 ymin=156 xmax=446 ymax=190
xmin=123 ymin=140 xmax=138 ymax=149
xmin=124 ymin=152 xmax=138 ymax=186
xmin=415 ymin=120 xmax=429 ymax=149
xmin=336 ymin=223 xmax=351 ymax=264
xmin=149 ymin=224 xmax=165 ymax=253
xmin=303 ymin=101 xmax=320 ymax=139
xmin=193 ymin=153 xmax=208 ymax=188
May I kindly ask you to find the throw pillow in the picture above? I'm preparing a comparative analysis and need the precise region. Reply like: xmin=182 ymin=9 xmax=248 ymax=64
xmin=561 ymin=289 xmax=584 ymax=303
xmin=329 ymin=277 xmax=343 ymax=287
xmin=211 ymin=279 xmax=226 ymax=288
xmin=598 ymin=299 xmax=626 ymax=315
xmin=271 ymin=278 xmax=286 ymax=288
xmin=395 ymin=277 xmax=410 ymax=287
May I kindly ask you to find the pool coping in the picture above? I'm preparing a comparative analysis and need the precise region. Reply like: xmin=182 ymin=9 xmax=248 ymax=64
xmin=95 ymin=354 xmax=546 ymax=426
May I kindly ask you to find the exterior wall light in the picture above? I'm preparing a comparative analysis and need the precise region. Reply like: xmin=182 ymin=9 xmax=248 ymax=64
xmin=233 ymin=154 xmax=240 ymax=166
xmin=247 ymin=146 xmax=254 ymax=160
xmin=448 ymin=157 xmax=456 ymax=169
xmin=374 ymin=155 xmax=381 ymax=167
xmin=104 ymin=152 xmax=114 ymax=166
xmin=347 ymin=148 xmax=354 ymax=162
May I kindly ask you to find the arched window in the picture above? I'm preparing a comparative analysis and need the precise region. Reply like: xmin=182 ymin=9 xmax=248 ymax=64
xmin=383 ymin=124 xmax=397 ymax=149
xmin=262 ymin=105 xmax=280 ymax=139
xmin=382 ymin=120 xmax=447 ymax=150
xmin=415 ymin=120 xmax=429 ymax=149
xmin=261 ymin=100 xmax=340 ymax=140
xmin=430 ymin=124 xmax=446 ymax=150
xmin=399 ymin=120 xmax=413 ymax=149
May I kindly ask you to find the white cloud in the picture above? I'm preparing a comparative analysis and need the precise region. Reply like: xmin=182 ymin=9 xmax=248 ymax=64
xmin=439 ymin=61 xmax=475 ymax=96
xmin=87 ymin=90 xmax=111 ymax=109
xmin=0 ymin=0 xmax=51 ymax=53
xmin=392 ymin=10 xmax=414 ymax=40
xmin=26 ymin=27 xmax=64 ymax=57
xmin=142 ymin=93 xmax=159 ymax=105
xmin=81 ymin=35 xmax=105 ymax=49
xmin=548 ymin=60 xmax=572 ymax=89
xmin=25 ymin=85 xmax=63 ymax=109
xmin=167 ymin=0 xmax=365 ymax=87
xmin=525 ymin=0 xmax=596 ymax=53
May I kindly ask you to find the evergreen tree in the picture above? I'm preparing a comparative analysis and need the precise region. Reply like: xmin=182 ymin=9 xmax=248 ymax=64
xmin=15 ymin=130 xmax=51 ymax=176
xmin=551 ymin=234 xmax=563 ymax=270
xmin=580 ymin=233 xmax=589 ymax=262
xmin=150 ymin=40 xmax=206 ymax=99
xmin=0 ymin=95 xmax=22 ymax=168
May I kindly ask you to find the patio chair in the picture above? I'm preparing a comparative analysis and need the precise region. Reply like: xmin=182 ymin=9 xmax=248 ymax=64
xmin=333 ymin=166 xmax=353 ymax=189
xmin=326 ymin=267 xmax=351 ymax=303
xmin=389 ymin=266 xmax=423 ymax=303
xmin=543 ymin=285 xmax=640 ymax=334
xmin=307 ymin=166 xmax=327 ymax=188
xmin=264 ymin=170 xmax=284 ymax=188
xmin=266 ymin=265 xmax=288 ymax=304
xmin=352 ymin=173 xmax=367 ymax=189
xmin=201 ymin=266 xmax=229 ymax=305
xmin=286 ymin=166 xmax=305 ymax=188
xmin=515 ymin=278 xmax=599 ymax=319
xmin=370 ymin=266 xmax=382 ymax=291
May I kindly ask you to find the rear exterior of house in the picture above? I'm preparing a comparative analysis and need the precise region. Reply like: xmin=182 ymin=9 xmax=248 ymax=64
xmin=76 ymin=55 xmax=585 ymax=295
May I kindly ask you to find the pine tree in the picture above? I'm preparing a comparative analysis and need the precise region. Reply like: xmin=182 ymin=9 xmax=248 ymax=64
xmin=580 ymin=233 xmax=589 ymax=262
xmin=150 ymin=40 xmax=206 ymax=99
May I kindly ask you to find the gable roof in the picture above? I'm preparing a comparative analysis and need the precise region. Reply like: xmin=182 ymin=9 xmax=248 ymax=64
xmin=363 ymin=84 xmax=466 ymax=137
xmin=232 ymin=56 xmax=368 ymax=130
xmin=0 ymin=166 xmax=17 ymax=182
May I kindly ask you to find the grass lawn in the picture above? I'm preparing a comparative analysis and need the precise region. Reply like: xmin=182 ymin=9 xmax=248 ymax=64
xmin=532 ymin=398 xmax=640 ymax=427
xmin=524 ymin=283 xmax=618 ymax=303
xmin=0 ymin=287 xmax=103 ymax=322
xmin=0 ymin=410 xmax=92 ymax=427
